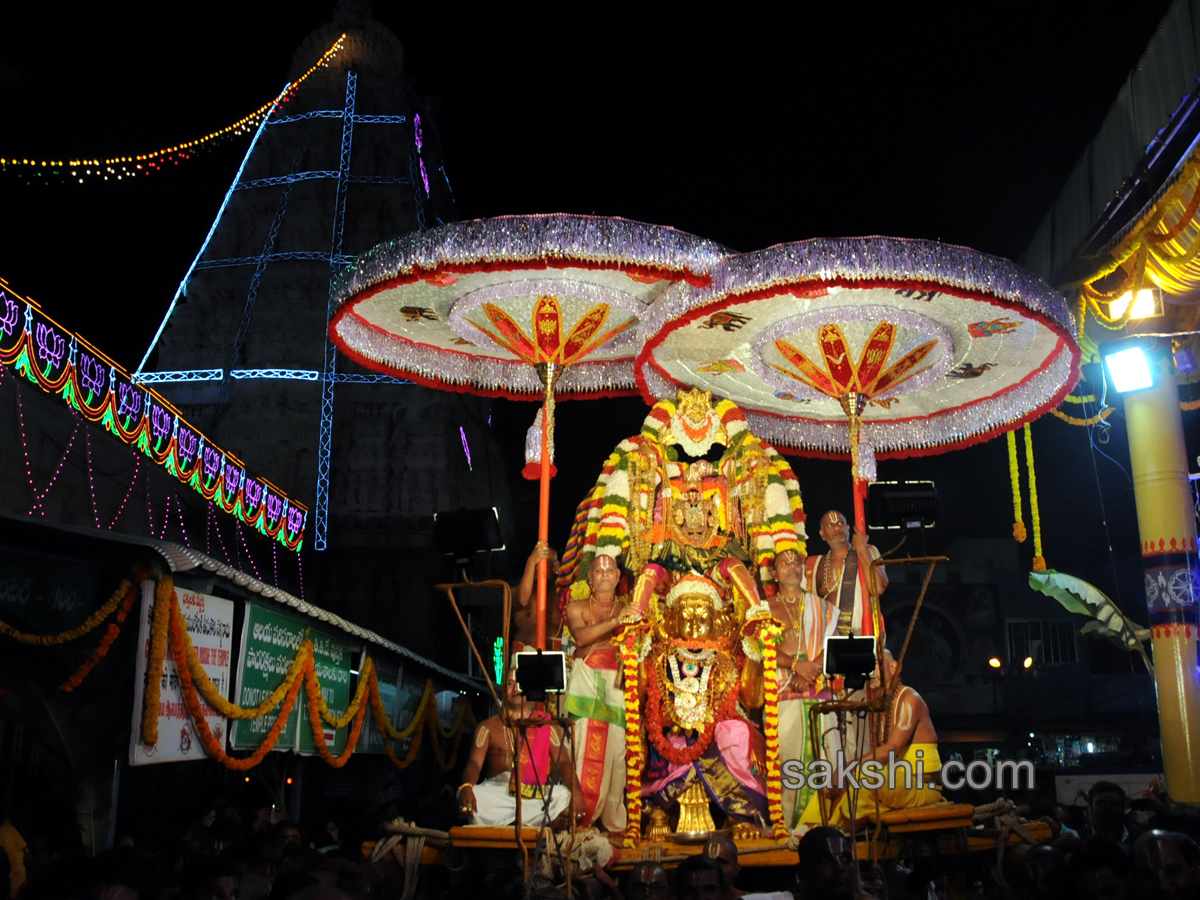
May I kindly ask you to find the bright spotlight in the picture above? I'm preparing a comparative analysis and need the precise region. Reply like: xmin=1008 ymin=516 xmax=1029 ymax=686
xmin=1108 ymin=288 xmax=1163 ymax=320
xmin=1022 ymin=656 xmax=1034 ymax=669
xmin=1102 ymin=343 xmax=1155 ymax=393
xmin=988 ymin=656 xmax=1002 ymax=669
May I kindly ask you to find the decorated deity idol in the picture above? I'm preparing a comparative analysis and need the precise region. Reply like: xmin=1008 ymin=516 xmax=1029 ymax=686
xmin=557 ymin=388 xmax=806 ymax=615
xmin=636 ymin=574 xmax=772 ymax=833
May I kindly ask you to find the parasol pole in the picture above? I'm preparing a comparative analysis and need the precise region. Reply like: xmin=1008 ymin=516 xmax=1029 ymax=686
xmin=839 ymin=391 xmax=869 ymax=536
xmin=533 ymin=363 xmax=562 ymax=650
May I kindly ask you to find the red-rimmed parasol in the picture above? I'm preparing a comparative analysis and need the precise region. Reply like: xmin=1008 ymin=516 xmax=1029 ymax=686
xmin=635 ymin=236 xmax=1079 ymax=533
xmin=330 ymin=214 xmax=727 ymax=647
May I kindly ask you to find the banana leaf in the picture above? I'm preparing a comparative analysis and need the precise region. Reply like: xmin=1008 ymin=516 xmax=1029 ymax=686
xmin=1029 ymin=569 xmax=1153 ymax=675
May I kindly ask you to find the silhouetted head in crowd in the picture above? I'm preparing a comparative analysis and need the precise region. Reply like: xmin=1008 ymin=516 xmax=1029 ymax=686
xmin=1133 ymin=830 xmax=1200 ymax=900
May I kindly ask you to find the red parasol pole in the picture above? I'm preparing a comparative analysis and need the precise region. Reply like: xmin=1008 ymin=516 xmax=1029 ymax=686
xmin=534 ymin=363 xmax=561 ymax=650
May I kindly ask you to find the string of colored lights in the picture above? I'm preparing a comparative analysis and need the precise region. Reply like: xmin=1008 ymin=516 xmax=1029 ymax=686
xmin=0 ymin=35 xmax=347 ymax=185
xmin=134 ymin=369 xmax=412 ymax=385
xmin=0 ymin=280 xmax=306 ymax=550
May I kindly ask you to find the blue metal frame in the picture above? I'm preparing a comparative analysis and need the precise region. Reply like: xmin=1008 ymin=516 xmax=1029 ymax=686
xmin=314 ymin=70 xmax=357 ymax=551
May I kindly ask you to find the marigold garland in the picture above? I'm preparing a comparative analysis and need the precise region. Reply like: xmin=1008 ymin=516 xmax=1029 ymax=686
xmin=1007 ymin=431 xmax=1026 ymax=543
xmin=140 ymin=577 xmax=471 ymax=770
xmin=60 ymin=578 xmax=140 ymax=691
xmin=304 ymin=654 xmax=368 ymax=768
xmin=313 ymin=656 xmax=373 ymax=729
xmin=1051 ymin=406 xmax=1117 ymax=426
xmin=757 ymin=621 xmax=788 ymax=839
xmin=1024 ymin=424 xmax=1046 ymax=571
xmin=0 ymin=576 xmax=133 ymax=645
xmin=620 ymin=626 xmax=644 ymax=847
xmin=172 ymin=608 xmax=309 ymax=771
xmin=142 ymin=577 xmax=174 ymax=746
xmin=368 ymin=672 xmax=426 ymax=769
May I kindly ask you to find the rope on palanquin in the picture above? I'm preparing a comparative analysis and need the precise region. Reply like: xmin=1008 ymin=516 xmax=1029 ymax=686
xmin=140 ymin=576 xmax=475 ymax=771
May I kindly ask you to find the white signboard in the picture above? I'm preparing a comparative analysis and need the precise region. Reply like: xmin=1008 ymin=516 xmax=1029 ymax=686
xmin=129 ymin=582 xmax=235 ymax=766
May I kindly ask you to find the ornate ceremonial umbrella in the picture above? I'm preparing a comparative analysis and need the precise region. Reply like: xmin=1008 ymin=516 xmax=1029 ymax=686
xmin=330 ymin=214 xmax=727 ymax=646
xmin=634 ymin=236 xmax=1079 ymax=532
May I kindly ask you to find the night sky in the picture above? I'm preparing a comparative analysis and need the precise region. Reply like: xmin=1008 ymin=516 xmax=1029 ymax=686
xmin=0 ymin=2 xmax=1182 ymax=608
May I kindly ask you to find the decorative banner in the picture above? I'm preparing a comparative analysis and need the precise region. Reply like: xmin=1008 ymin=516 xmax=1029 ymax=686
xmin=130 ymin=584 xmax=234 ymax=766
xmin=231 ymin=604 xmax=352 ymax=754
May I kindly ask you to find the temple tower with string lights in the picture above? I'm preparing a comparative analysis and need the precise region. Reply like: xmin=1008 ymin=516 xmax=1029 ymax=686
xmin=137 ymin=8 xmax=509 ymax=643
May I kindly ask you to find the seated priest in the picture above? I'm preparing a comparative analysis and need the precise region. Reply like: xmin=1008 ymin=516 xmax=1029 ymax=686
xmin=799 ymin=649 xmax=946 ymax=829
xmin=458 ymin=666 xmax=577 ymax=827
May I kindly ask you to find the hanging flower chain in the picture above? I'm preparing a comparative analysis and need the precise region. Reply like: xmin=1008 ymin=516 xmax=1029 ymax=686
xmin=1007 ymin=431 xmax=1026 ymax=543
xmin=620 ymin=626 xmax=645 ymax=847
xmin=0 ymin=576 xmax=135 ymax=645
xmin=757 ymin=621 xmax=788 ymax=838
xmin=140 ymin=576 xmax=472 ymax=771
xmin=60 ymin=578 xmax=141 ymax=691
xmin=1024 ymin=423 xmax=1046 ymax=571
xmin=644 ymin=651 xmax=739 ymax=766
xmin=142 ymin=577 xmax=174 ymax=746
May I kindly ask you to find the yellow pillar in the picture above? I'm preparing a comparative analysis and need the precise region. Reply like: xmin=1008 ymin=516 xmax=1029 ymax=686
xmin=1124 ymin=347 xmax=1200 ymax=804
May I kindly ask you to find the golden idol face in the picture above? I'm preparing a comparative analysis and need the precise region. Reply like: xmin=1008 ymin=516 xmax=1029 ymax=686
xmin=675 ymin=595 xmax=715 ymax=641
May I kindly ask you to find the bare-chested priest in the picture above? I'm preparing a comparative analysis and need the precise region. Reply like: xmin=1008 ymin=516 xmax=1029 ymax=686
xmin=458 ymin=668 xmax=577 ymax=827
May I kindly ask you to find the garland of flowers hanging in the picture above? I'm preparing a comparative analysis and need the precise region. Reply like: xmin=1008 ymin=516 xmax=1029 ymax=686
xmin=1024 ymin=424 xmax=1046 ymax=571
xmin=170 ymin=595 xmax=310 ymax=771
xmin=756 ymin=620 xmax=788 ymax=839
xmin=1007 ymin=431 xmax=1026 ymax=543
xmin=0 ymin=576 xmax=135 ymax=645
xmin=141 ymin=576 xmax=473 ymax=771
xmin=620 ymin=625 xmax=645 ymax=847
xmin=142 ymin=577 xmax=175 ymax=745
xmin=304 ymin=654 xmax=368 ymax=769
xmin=1051 ymin=406 xmax=1117 ymax=426
xmin=60 ymin=578 xmax=141 ymax=691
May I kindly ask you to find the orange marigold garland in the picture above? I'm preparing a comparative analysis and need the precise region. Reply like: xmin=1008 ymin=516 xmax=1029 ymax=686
xmin=314 ymin=656 xmax=372 ymax=729
xmin=368 ymin=668 xmax=426 ymax=769
xmin=59 ymin=578 xmax=141 ymax=691
xmin=304 ymin=653 xmax=368 ymax=768
xmin=757 ymin=621 xmax=788 ymax=838
xmin=0 ymin=576 xmax=133 ymax=645
xmin=170 ymin=599 xmax=309 ymax=770
xmin=620 ymin=626 xmax=645 ymax=847
xmin=426 ymin=696 xmax=470 ymax=772
xmin=142 ymin=577 xmax=175 ymax=746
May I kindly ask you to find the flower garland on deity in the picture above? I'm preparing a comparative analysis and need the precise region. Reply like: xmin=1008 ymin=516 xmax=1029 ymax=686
xmin=556 ymin=390 xmax=807 ymax=605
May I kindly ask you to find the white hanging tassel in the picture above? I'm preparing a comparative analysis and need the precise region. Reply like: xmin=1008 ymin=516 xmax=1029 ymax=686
xmin=522 ymin=407 xmax=556 ymax=480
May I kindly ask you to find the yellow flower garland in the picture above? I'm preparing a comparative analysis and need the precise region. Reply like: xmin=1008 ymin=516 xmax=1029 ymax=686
xmin=1051 ymin=406 xmax=1117 ymax=427
xmin=141 ymin=578 xmax=471 ymax=771
xmin=621 ymin=627 xmax=645 ymax=847
xmin=1007 ymin=431 xmax=1026 ymax=543
xmin=142 ymin=577 xmax=174 ymax=746
xmin=0 ymin=577 xmax=133 ymax=645
xmin=1024 ymin=424 xmax=1046 ymax=571
xmin=757 ymin=621 xmax=788 ymax=839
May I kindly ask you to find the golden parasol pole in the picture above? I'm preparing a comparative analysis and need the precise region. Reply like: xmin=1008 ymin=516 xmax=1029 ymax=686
xmin=533 ymin=362 xmax=562 ymax=650
xmin=838 ymin=391 xmax=869 ymax=537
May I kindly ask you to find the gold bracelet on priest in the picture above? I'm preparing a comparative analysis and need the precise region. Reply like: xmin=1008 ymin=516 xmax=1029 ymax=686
xmin=458 ymin=782 xmax=474 ymax=795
